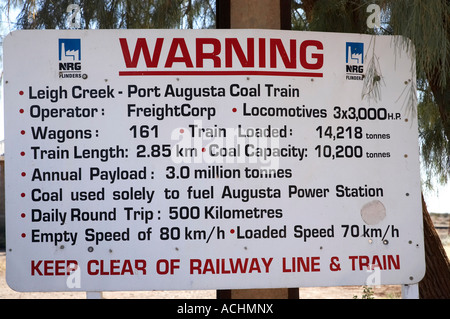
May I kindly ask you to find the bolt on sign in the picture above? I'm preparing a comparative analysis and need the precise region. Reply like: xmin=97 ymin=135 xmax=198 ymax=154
xmin=3 ymin=29 xmax=425 ymax=292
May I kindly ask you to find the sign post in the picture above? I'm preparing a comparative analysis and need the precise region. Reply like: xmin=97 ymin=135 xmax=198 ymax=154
xmin=220 ymin=0 xmax=297 ymax=299
xmin=4 ymin=28 xmax=424 ymax=294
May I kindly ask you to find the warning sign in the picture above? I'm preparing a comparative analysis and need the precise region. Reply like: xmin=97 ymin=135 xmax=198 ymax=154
xmin=3 ymin=29 xmax=425 ymax=292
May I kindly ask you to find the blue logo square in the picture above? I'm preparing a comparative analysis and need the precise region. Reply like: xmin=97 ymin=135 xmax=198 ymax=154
xmin=346 ymin=42 xmax=363 ymax=64
xmin=59 ymin=39 xmax=81 ymax=61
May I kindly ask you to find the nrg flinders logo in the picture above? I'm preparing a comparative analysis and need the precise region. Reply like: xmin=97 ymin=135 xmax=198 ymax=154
xmin=58 ymin=38 xmax=86 ymax=79
xmin=345 ymin=42 xmax=364 ymax=81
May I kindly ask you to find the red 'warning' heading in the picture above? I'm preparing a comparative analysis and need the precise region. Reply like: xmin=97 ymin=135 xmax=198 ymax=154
xmin=118 ymin=37 xmax=324 ymax=77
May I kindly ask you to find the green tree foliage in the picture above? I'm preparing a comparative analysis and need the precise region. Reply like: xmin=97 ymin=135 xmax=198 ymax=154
xmin=3 ymin=0 xmax=216 ymax=29
xmin=418 ymin=84 xmax=449 ymax=188
xmin=386 ymin=0 xmax=450 ymax=189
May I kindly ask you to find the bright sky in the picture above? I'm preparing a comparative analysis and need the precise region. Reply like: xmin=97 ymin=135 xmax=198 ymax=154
xmin=424 ymin=183 xmax=450 ymax=214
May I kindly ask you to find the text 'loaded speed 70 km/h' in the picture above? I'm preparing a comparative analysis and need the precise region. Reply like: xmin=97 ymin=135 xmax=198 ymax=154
xmin=4 ymin=29 xmax=425 ymax=292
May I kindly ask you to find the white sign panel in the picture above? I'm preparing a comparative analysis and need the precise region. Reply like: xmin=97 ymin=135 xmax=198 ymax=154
xmin=4 ymin=29 xmax=424 ymax=292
